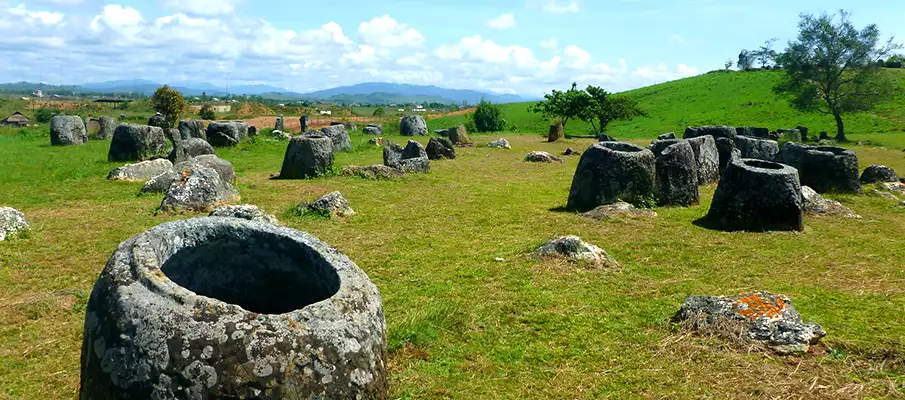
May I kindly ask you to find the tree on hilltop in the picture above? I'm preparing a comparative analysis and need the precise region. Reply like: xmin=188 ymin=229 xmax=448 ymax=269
xmin=529 ymin=82 xmax=590 ymax=129
xmin=775 ymin=10 xmax=900 ymax=142
xmin=582 ymin=86 xmax=647 ymax=133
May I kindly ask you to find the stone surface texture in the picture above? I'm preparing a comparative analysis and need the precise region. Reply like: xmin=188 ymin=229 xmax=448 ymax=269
xmin=488 ymin=139 xmax=511 ymax=149
xmin=79 ymin=217 xmax=387 ymax=399
xmin=860 ymin=164 xmax=898 ymax=184
xmin=178 ymin=120 xmax=206 ymax=141
xmin=51 ymin=116 xmax=88 ymax=146
xmin=568 ymin=142 xmax=657 ymax=211
xmin=301 ymin=192 xmax=356 ymax=218
xmin=733 ymin=135 xmax=779 ymax=161
xmin=159 ymin=166 xmax=240 ymax=213
xmin=339 ymin=165 xmax=405 ymax=180
xmin=108 ymin=159 xmax=174 ymax=182
xmin=801 ymin=186 xmax=861 ymax=219
xmin=706 ymin=159 xmax=803 ymax=231
xmin=400 ymin=115 xmax=428 ymax=136
xmin=533 ymin=235 xmax=618 ymax=268
xmin=686 ymin=136 xmax=721 ymax=185
xmin=672 ymin=291 xmax=826 ymax=355
xmin=775 ymin=143 xmax=861 ymax=194
xmin=683 ymin=125 xmax=737 ymax=140
xmin=209 ymin=205 xmax=280 ymax=225
xmin=525 ymin=151 xmax=564 ymax=164
xmin=655 ymin=141 xmax=700 ymax=206
xmin=320 ymin=125 xmax=353 ymax=152
xmin=279 ymin=134 xmax=335 ymax=179
xmin=581 ymin=202 xmax=657 ymax=220
xmin=426 ymin=137 xmax=456 ymax=160
xmin=108 ymin=124 xmax=168 ymax=162
xmin=95 ymin=116 xmax=118 ymax=140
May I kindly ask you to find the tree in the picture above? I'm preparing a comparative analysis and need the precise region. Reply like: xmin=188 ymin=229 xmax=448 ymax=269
xmin=151 ymin=85 xmax=187 ymax=129
xmin=738 ymin=50 xmax=754 ymax=70
xmin=724 ymin=59 xmax=734 ymax=70
xmin=199 ymin=105 xmax=215 ymax=120
xmin=200 ymin=92 xmax=209 ymax=102
xmin=472 ymin=100 xmax=506 ymax=132
xmin=752 ymin=38 xmax=779 ymax=68
xmin=34 ymin=108 xmax=55 ymax=124
xmin=775 ymin=10 xmax=900 ymax=141
xmin=372 ymin=107 xmax=385 ymax=117
xmin=582 ymin=86 xmax=647 ymax=133
xmin=529 ymin=82 xmax=591 ymax=128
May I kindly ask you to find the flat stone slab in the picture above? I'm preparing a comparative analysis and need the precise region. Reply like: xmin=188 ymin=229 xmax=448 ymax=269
xmin=108 ymin=159 xmax=174 ymax=182
xmin=582 ymin=202 xmax=657 ymax=220
xmin=533 ymin=235 xmax=618 ymax=268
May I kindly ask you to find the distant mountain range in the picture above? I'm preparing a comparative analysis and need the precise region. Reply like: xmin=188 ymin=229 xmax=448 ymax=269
xmin=0 ymin=80 xmax=533 ymax=105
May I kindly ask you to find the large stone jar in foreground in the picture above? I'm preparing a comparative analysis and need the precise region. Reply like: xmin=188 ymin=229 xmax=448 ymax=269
xmin=80 ymin=218 xmax=387 ymax=399
xmin=705 ymin=159 xmax=803 ymax=232
xmin=567 ymin=142 xmax=656 ymax=211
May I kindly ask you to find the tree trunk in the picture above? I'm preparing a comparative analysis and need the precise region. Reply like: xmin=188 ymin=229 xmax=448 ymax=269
xmin=833 ymin=112 xmax=847 ymax=142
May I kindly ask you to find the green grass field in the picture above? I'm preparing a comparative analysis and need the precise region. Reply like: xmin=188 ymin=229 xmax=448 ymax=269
xmin=429 ymin=69 xmax=905 ymax=139
xmin=2 ymin=70 xmax=905 ymax=399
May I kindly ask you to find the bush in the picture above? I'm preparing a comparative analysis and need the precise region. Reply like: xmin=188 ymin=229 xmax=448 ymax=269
xmin=34 ymin=108 xmax=55 ymax=124
xmin=472 ymin=100 xmax=506 ymax=132
xmin=199 ymin=105 xmax=215 ymax=120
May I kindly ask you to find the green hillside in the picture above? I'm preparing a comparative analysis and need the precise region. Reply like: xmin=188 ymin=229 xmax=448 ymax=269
xmin=429 ymin=69 xmax=905 ymax=139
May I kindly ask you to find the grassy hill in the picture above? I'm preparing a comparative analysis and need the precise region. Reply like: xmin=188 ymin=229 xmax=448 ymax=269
xmin=428 ymin=69 xmax=905 ymax=139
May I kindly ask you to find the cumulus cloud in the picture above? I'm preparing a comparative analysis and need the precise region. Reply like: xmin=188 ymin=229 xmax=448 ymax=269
xmin=0 ymin=3 xmax=698 ymax=96
xmin=541 ymin=0 xmax=579 ymax=13
xmin=486 ymin=13 xmax=516 ymax=30
xmin=160 ymin=0 xmax=243 ymax=16
xmin=358 ymin=15 xmax=425 ymax=48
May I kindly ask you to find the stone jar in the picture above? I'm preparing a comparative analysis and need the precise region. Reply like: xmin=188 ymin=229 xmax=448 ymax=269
xmin=279 ymin=134 xmax=335 ymax=179
xmin=705 ymin=159 xmax=803 ymax=232
xmin=79 ymin=217 xmax=387 ymax=399
xmin=567 ymin=142 xmax=657 ymax=211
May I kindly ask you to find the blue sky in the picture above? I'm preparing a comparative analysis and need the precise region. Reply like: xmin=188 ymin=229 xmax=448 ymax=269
xmin=2 ymin=0 xmax=903 ymax=95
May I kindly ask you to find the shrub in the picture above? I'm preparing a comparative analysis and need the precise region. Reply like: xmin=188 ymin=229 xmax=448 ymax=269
xmin=472 ymin=100 xmax=506 ymax=132
xmin=34 ymin=108 xmax=55 ymax=124
xmin=199 ymin=105 xmax=216 ymax=120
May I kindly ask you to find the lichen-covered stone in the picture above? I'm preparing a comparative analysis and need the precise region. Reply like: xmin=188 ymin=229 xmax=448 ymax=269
xmin=51 ymin=116 xmax=88 ymax=146
xmin=525 ymin=151 xmax=564 ymax=164
xmin=533 ymin=235 xmax=618 ymax=268
xmin=363 ymin=124 xmax=383 ymax=135
xmin=159 ymin=166 xmax=240 ymax=213
xmin=320 ymin=125 xmax=353 ymax=152
xmin=79 ymin=217 xmax=387 ymax=399
xmin=147 ymin=113 xmax=167 ymax=130
xmin=176 ymin=155 xmax=236 ymax=183
xmin=734 ymin=126 xmax=771 ymax=139
xmin=0 ymin=207 xmax=29 ymax=241
xmin=860 ymin=164 xmax=898 ymax=184
xmin=108 ymin=124 xmax=168 ymax=162
xmin=299 ymin=191 xmax=356 ymax=218
xmin=206 ymin=122 xmax=242 ymax=147
xmin=775 ymin=143 xmax=861 ymax=194
xmin=108 ymin=159 xmax=174 ymax=182
xmin=733 ymin=135 xmax=779 ymax=161
xmin=683 ymin=125 xmax=737 ymax=140
xmin=339 ymin=165 xmax=405 ymax=180
xmin=168 ymin=137 xmax=215 ymax=163
xmin=447 ymin=126 xmax=472 ymax=146
xmin=657 ymin=132 xmax=676 ymax=140
xmin=548 ymin=123 xmax=564 ymax=142
xmin=568 ymin=142 xmax=657 ymax=211
xmin=801 ymin=186 xmax=861 ymax=219
xmin=209 ymin=204 xmax=279 ymax=225
xmin=488 ymin=138 xmax=511 ymax=149
xmin=400 ymin=115 xmax=428 ymax=136
xmin=279 ymin=134 xmax=334 ymax=179
xmin=426 ymin=137 xmax=456 ymax=160
xmin=715 ymin=137 xmax=740 ymax=175
xmin=141 ymin=170 xmax=178 ymax=194
xmin=177 ymin=120 xmax=206 ymax=141
xmin=581 ymin=202 xmax=657 ymax=220
xmin=384 ymin=140 xmax=430 ymax=173
xmin=655 ymin=141 xmax=699 ymax=206
xmin=95 ymin=116 xmax=118 ymax=140
xmin=686 ymin=136 xmax=720 ymax=185
xmin=705 ymin=159 xmax=803 ymax=232
xmin=672 ymin=291 xmax=826 ymax=355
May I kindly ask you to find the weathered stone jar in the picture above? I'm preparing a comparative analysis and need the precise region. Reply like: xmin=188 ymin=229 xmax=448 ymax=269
xmin=80 ymin=217 xmax=387 ymax=399
xmin=705 ymin=159 xmax=803 ymax=232
xmin=567 ymin=142 xmax=657 ymax=211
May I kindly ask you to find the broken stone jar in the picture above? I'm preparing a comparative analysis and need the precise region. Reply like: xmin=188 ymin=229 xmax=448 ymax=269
xmin=79 ymin=217 xmax=387 ymax=399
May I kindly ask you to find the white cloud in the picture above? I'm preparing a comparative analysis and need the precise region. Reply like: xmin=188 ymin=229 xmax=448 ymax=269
xmin=358 ymin=15 xmax=424 ymax=48
xmin=486 ymin=13 xmax=516 ymax=30
xmin=563 ymin=45 xmax=591 ymax=68
xmin=160 ymin=0 xmax=243 ymax=16
xmin=541 ymin=0 xmax=579 ymax=13
xmin=540 ymin=38 xmax=559 ymax=50
xmin=7 ymin=4 xmax=64 ymax=25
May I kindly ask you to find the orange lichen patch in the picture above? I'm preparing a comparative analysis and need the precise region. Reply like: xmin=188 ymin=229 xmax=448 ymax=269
xmin=731 ymin=292 xmax=786 ymax=320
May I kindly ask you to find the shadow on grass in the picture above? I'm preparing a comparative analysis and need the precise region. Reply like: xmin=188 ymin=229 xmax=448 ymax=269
xmin=692 ymin=215 xmax=804 ymax=233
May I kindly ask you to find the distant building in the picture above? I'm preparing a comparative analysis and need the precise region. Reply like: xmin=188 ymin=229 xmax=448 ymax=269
xmin=319 ymin=110 xmax=332 ymax=116
xmin=33 ymin=90 xmax=43 ymax=98
xmin=188 ymin=104 xmax=231 ymax=113
xmin=0 ymin=112 xmax=30 ymax=127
